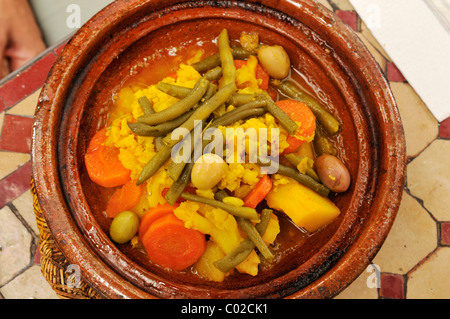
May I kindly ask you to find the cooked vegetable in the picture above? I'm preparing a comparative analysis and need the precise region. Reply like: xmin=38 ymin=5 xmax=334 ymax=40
xmin=141 ymin=213 xmax=206 ymax=271
xmin=157 ymin=82 xmax=192 ymax=99
xmin=273 ymin=80 xmax=341 ymax=135
xmin=174 ymin=201 xmax=260 ymax=276
xmin=239 ymin=32 xmax=259 ymax=53
xmin=191 ymin=47 xmax=253 ymax=73
xmin=128 ymin=109 xmax=195 ymax=137
xmin=243 ymin=175 xmax=273 ymax=208
xmin=275 ymin=99 xmax=316 ymax=154
xmin=261 ymin=92 xmax=299 ymax=136
xmin=315 ymin=154 xmax=351 ymax=193
xmin=109 ymin=210 xmax=140 ymax=244
xmin=163 ymin=82 xmax=237 ymax=146
xmin=236 ymin=217 xmax=274 ymax=260
xmin=195 ymin=241 xmax=227 ymax=282
xmin=137 ymin=144 xmax=173 ymax=185
xmin=265 ymin=182 xmax=340 ymax=233
xmin=165 ymin=161 xmax=195 ymax=205
xmin=105 ymin=179 xmax=143 ymax=218
xmin=210 ymin=98 xmax=267 ymax=128
xmin=138 ymin=96 xmax=155 ymax=115
xmin=284 ymin=153 xmax=320 ymax=182
xmin=180 ymin=192 xmax=259 ymax=221
xmin=191 ymin=154 xmax=228 ymax=190
xmin=138 ymin=203 xmax=176 ymax=240
xmin=84 ymin=128 xmax=131 ymax=188
xmin=258 ymin=45 xmax=291 ymax=79
xmin=214 ymin=209 xmax=273 ymax=273
xmin=218 ymin=29 xmax=236 ymax=89
xmin=234 ymin=59 xmax=270 ymax=90
xmin=137 ymin=77 xmax=210 ymax=125
xmin=222 ymin=196 xmax=244 ymax=207
xmin=275 ymin=162 xmax=330 ymax=197
xmin=313 ymin=126 xmax=338 ymax=156
xmin=227 ymin=93 xmax=254 ymax=106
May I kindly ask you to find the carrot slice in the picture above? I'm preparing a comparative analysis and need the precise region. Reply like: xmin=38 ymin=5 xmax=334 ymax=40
xmin=142 ymin=214 xmax=206 ymax=271
xmin=138 ymin=203 xmax=177 ymax=240
xmin=84 ymin=128 xmax=131 ymax=188
xmin=234 ymin=59 xmax=270 ymax=90
xmin=276 ymin=100 xmax=316 ymax=154
xmin=243 ymin=175 xmax=273 ymax=209
xmin=105 ymin=180 xmax=143 ymax=218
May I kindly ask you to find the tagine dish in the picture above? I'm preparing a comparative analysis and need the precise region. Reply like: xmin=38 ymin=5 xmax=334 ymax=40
xmin=32 ymin=0 xmax=406 ymax=299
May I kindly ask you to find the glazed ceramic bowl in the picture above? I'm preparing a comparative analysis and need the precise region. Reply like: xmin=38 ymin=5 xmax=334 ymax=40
xmin=32 ymin=0 xmax=406 ymax=299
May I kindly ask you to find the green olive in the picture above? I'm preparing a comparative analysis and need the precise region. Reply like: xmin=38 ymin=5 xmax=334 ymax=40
xmin=191 ymin=153 xmax=228 ymax=190
xmin=109 ymin=211 xmax=140 ymax=244
xmin=257 ymin=45 xmax=291 ymax=79
xmin=315 ymin=155 xmax=351 ymax=193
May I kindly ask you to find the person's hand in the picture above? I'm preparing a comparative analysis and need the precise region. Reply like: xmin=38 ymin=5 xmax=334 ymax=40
xmin=0 ymin=0 xmax=46 ymax=78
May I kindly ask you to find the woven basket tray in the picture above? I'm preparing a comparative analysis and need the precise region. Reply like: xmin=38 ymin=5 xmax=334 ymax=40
xmin=31 ymin=179 xmax=103 ymax=299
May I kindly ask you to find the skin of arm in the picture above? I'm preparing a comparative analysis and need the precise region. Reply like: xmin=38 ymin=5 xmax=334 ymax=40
xmin=0 ymin=0 xmax=46 ymax=78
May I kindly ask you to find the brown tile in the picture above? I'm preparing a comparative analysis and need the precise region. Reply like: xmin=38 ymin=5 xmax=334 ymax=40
xmin=387 ymin=62 xmax=406 ymax=82
xmin=0 ymin=115 xmax=34 ymax=154
xmin=336 ymin=10 xmax=358 ymax=31
xmin=407 ymin=139 xmax=450 ymax=221
xmin=380 ymin=274 xmax=405 ymax=299
xmin=440 ymin=223 xmax=450 ymax=246
xmin=0 ymin=161 xmax=32 ymax=209
xmin=0 ymin=53 xmax=56 ymax=107
xmin=440 ymin=117 xmax=450 ymax=139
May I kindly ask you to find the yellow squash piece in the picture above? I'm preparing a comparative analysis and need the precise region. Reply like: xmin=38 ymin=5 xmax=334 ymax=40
xmin=265 ymin=181 xmax=340 ymax=233
xmin=194 ymin=241 xmax=227 ymax=282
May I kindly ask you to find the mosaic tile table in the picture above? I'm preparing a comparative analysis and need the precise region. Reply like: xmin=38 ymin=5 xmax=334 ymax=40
xmin=0 ymin=0 xmax=449 ymax=299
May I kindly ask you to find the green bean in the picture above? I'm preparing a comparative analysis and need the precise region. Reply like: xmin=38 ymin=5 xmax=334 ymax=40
xmin=284 ymin=153 xmax=320 ymax=182
xmin=218 ymin=29 xmax=236 ymax=89
xmin=210 ymin=107 xmax=266 ymax=128
xmin=313 ymin=126 xmax=338 ymax=156
xmin=203 ymin=66 xmax=223 ymax=82
xmin=163 ymin=82 xmax=237 ymax=146
xmin=214 ymin=189 xmax=230 ymax=202
xmin=231 ymin=46 xmax=254 ymax=60
xmin=138 ymin=96 xmax=155 ymax=115
xmin=154 ymin=137 xmax=164 ymax=152
xmin=273 ymin=80 xmax=342 ymax=135
xmin=192 ymin=54 xmax=221 ymax=73
xmin=236 ymin=216 xmax=274 ymax=261
xmin=167 ymin=122 xmax=205 ymax=181
xmin=137 ymin=144 xmax=173 ymax=185
xmin=137 ymin=78 xmax=209 ymax=125
xmin=191 ymin=47 xmax=253 ymax=73
xmin=214 ymin=209 xmax=273 ymax=273
xmin=227 ymin=93 xmax=255 ymax=106
xmin=128 ymin=109 xmax=195 ymax=137
xmin=266 ymin=160 xmax=330 ymax=197
xmin=165 ymin=161 xmax=195 ymax=206
xmin=157 ymin=82 xmax=191 ymax=99
xmin=180 ymin=192 xmax=259 ymax=220
xmin=201 ymin=83 xmax=217 ymax=104
xmin=261 ymin=92 xmax=299 ymax=136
